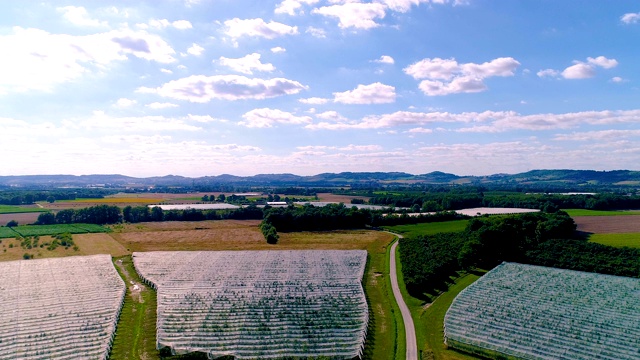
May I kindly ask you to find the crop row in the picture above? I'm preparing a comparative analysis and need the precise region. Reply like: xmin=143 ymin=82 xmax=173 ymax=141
xmin=0 ymin=223 xmax=109 ymax=238
xmin=133 ymin=250 xmax=369 ymax=359
xmin=444 ymin=262 xmax=640 ymax=360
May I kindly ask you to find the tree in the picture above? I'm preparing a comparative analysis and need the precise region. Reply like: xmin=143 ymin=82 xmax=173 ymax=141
xmin=6 ymin=220 xmax=18 ymax=227
xmin=36 ymin=212 xmax=56 ymax=225
xmin=259 ymin=221 xmax=279 ymax=244
xmin=46 ymin=196 xmax=56 ymax=203
xmin=217 ymin=194 xmax=226 ymax=202
xmin=201 ymin=195 xmax=210 ymax=202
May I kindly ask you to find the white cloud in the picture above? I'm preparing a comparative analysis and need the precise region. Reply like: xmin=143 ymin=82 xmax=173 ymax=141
xmin=240 ymin=108 xmax=312 ymax=128
xmin=610 ymin=76 xmax=626 ymax=83
xmin=561 ymin=56 xmax=618 ymax=79
xmin=224 ymin=18 xmax=298 ymax=39
xmin=271 ymin=46 xmax=286 ymax=53
xmin=316 ymin=111 xmax=347 ymax=122
xmin=373 ymin=55 xmax=395 ymax=64
xmin=407 ymin=127 xmax=433 ymax=134
xmin=147 ymin=19 xmax=193 ymax=30
xmin=313 ymin=3 xmax=387 ymax=29
xmin=142 ymin=75 xmax=308 ymax=102
xmin=187 ymin=43 xmax=204 ymax=56
xmin=381 ymin=0 xmax=467 ymax=13
xmin=0 ymin=27 xmax=176 ymax=93
xmin=305 ymin=109 xmax=640 ymax=131
xmin=418 ymin=77 xmax=486 ymax=96
xmin=553 ymin=129 xmax=640 ymax=141
xmin=57 ymin=6 xmax=108 ymax=27
xmin=76 ymin=111 xmax=202 ymax=132
xmin=333 ymin=82 xmax=396 ymax=104
xmin=299 ymin=97 xmax=329 ymax=104
xmin=114 ymin=98 xmax=137 ymax=108
xmin=537 ymin=69 xmax=560 ymax=78
xmin=146 ymin=102 xmax=179 ymax=109
xmin=160 ymin=68 xmax=173 ymax=74
xmin=218 ymin=53 xmax=275 ymax=74
xmin=587 ymin=56 xmax=618 ymax=69
xmin=306 ymin=26 xmax=326 ymax=38
xmin=621 ymin=12 xmax=640 ymax=24
xmin=275 ymin=0 xmax=319 ymax=15
xmin=404 ymin=57 xmax=520 ymax=96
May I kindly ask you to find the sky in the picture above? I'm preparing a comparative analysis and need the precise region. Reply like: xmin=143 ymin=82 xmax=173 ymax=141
xmin=1 ymin=0 xmax=639 ymax=177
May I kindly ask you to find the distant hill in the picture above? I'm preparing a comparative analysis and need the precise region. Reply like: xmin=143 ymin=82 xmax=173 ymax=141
xmin=0 ymin=170 xmax=639 ymax=189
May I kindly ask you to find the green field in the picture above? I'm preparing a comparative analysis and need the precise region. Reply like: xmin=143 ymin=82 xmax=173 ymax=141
xmin=0 ymin=227 xmax=18 ymax=238
xmin=0 ymin=205 xmax=46 ymax=214
xmin=383 ymin=220 xmax=469 ymax=238
xmin=0 ymin=223 xmax=110 ymax=238
xmin=589 ymin=233 xmax=640 ymax=248
xmin=563 ymin=209 xmax=640 ymax=216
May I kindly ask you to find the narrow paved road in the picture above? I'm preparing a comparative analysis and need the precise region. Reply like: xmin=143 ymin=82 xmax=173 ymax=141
xmin=389 ymin=234 xmax=418 ymax=360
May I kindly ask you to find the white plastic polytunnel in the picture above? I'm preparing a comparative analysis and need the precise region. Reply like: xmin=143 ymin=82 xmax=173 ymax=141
xmin=0 ymin=255 xmax=126 ymax=360
xmin=444 ymin=262 xmax=640 ymax=360
xmin=133 ymin=250 xmax=369 ymax=359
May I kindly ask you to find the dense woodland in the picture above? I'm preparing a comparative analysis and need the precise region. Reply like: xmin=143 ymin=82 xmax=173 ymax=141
xmin=398 ymin=212 xmax=640 ymax=297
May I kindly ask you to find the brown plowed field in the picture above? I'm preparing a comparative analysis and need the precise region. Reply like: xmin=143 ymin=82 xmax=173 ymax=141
xmin=0 ymin=213 xmax=40 ymax=225
xmin=573 ymin=215 xmax=640 ymax=234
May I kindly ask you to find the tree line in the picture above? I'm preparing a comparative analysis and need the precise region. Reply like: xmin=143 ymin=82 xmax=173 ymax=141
xmin=398 ymin=211 xmax=640 ymax=297
xmin=368 ymin=189 xmax=640 ymax=211
xmin=34 ymin=205 xmax=264 ymax=225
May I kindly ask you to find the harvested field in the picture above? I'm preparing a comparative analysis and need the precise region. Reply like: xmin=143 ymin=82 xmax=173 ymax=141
xmin=74 ymin=233 xmax=130 ymax=256
xmin=0 ymin=212 xmax=40 ymax=225
xmin=108 ymin=220 xmax=392 ymax=253
xmin=573 ymin=215 xmax=640 ymax=234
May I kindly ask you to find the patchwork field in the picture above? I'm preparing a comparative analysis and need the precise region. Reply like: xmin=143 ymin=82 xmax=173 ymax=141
xmin=444 ymin=262 xmax=640 ymax=360
xmin=0 ymin=255 xmax=126 ymax=359
xmin=573 ymin=215 xmax=640 ymax=233
xmin=134 ymin=250 xmax=369 ymax=359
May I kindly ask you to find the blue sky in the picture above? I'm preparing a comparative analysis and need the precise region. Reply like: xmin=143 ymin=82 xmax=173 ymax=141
xmin=1 ymin=0 xmax=639 ymax=177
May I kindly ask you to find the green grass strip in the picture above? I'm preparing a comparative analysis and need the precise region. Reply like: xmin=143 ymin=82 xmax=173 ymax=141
xmin=0 ymin=205 xmax=46 ymax=214
xmin=589 ymin=233 xmax=640 ymax=248
xmin=563 ymin=209 xmax=640 ymax=216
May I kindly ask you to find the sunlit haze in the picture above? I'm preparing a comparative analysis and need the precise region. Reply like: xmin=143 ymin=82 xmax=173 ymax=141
xmin=1 ymin=1 xmax=639 ymax=177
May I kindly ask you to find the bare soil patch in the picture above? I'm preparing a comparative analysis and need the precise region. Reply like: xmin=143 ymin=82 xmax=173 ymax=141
xmin=0 ymin=212 xmax=40 ymax=225
xmin=573 ymin=215 xmax=640 ymax=234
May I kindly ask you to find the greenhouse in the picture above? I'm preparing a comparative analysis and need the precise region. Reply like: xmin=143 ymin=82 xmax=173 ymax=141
xmin=444 ymin=262 xmax=640 ymax=360
xmin=0 ymin=255 xmax=126 ymax=360
xmin=133 ymin=250 xmax=369 ymax=359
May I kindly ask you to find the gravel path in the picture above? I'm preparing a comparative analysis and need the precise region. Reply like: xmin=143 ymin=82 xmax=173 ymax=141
xmin=389 ymin=234 xmax=418 ymax=360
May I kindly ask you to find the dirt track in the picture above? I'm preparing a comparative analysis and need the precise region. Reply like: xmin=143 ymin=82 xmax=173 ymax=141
xmin=573 ymin=215 xmax=640 ymax=234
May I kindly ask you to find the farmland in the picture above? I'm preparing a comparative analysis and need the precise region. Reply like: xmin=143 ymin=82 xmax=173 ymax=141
xmin=0 ymin=205 xmax=45 ymax=214
xmin=134 ymin=250 xmax=369 ymax=359
xmin=383 ymin=220 xmax=469 ymax=238
xmin=444 ymin=262 xmax=640 ymax=359
xmin=0 ymin=223 xmax=110 ymax=238
xmin=0 ymin=255 xmax=125 ymax=359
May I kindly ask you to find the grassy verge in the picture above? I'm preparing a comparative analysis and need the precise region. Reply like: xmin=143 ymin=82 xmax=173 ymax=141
xmin=589 ymin=233 xmax=640 ymax=248
xmin=361 ymin=234 xmax=401 ymax=360
xmin=563 ymin=209 xmax=640 ymax=216
xmin=110 ymin=256 xmax=159 ymax=360
xmin=394 ymin=242 xmax=484 ymax=360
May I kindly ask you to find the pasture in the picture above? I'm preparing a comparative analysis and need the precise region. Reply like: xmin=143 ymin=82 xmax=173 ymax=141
xmin=383 ymin=220 xmax=469 ymax=238
xmin=0 ymin=205 xmax=45 ymax=214
xmin=589 ymin=233 xmax=640 ymax=248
